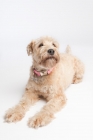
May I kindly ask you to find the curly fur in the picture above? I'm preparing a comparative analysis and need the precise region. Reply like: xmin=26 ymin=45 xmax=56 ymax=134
xmin=4 ymin=36 xmax=84 ymax=128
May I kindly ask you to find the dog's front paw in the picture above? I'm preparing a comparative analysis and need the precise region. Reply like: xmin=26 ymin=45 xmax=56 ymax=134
xmin=4 ymin=108 xmax=24 ymax=123
xmin=28 ymin=112 xmax=54 ymax=128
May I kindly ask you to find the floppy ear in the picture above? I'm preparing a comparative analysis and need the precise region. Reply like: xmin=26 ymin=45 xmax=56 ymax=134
xmin=27 ymin=41 xmax=35 ymax=56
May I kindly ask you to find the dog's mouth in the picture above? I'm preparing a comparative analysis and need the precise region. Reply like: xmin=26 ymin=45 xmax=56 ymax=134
xmin=45 ymin=56 xmax=57 ymax=62
xmin=41 ymin=55 xmax=60 ymax=68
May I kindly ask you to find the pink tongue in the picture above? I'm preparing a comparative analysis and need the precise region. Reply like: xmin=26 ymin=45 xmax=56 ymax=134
xmin=34 ymin=70 xmax=41 ymax=76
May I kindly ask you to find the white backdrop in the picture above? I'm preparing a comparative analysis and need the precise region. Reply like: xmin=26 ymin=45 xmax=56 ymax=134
xmin=0 ymin=0 xmax=93 ymax=140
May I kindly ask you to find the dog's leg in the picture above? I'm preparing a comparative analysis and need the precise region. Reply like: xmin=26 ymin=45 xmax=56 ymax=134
xmin=4 ymin=89 xmax=39 ymax=123
xmin=73 ymin=58 xmax=84 ymax=84
xmin=28 ymin=91 xmax=66 ymax=128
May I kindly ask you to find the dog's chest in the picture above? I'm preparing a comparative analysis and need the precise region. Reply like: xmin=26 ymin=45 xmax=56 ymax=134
xmin=37 ymin=85 xmax=55 ymax=94
xmin=26 ymin=78 xmax=57 ymax=98
xmin=35 ymin=84 xmax=57 ymax=99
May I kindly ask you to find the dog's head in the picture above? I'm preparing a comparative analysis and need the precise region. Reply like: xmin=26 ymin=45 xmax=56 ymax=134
xmin=27 ymin=37 xmax=60 ymax=69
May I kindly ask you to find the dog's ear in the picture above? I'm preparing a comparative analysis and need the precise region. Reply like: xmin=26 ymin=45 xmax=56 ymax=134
xmin=27 ymin=41 xmax=35 ymax=56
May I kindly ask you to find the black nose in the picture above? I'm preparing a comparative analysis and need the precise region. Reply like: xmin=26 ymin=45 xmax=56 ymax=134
xmin=48 ymin=49 xmax=55 ymax=55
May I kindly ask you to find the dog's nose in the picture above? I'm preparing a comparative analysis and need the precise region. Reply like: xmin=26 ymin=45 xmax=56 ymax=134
xmin=48 ymin=49 xmax=55 ymax=55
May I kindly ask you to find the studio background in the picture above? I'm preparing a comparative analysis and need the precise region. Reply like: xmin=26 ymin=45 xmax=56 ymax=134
xmin=0 ymin=0 xmax=93 ymax=140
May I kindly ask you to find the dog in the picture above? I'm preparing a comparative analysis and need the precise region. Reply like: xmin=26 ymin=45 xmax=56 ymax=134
xmin=4 ymin=36 xmax=84 ymax=128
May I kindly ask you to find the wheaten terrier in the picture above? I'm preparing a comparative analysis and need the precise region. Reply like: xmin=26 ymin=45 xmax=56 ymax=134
xmin=4 ymin=36 xmax=84 ymax=128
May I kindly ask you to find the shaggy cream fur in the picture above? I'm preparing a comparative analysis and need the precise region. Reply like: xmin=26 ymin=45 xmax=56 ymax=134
xmin=4 ymin=36 xmax=84 ymax=128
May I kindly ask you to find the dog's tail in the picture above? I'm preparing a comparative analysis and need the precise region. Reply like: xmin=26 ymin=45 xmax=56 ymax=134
xmin=65 ymin=45 xmax=71 ymax=54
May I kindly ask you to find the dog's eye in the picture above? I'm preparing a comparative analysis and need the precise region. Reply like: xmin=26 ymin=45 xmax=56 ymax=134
xmin=52 ymin=43 xmax=56 ymax=47
xmin=39 ymin=43 xmax=43 ymax=48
